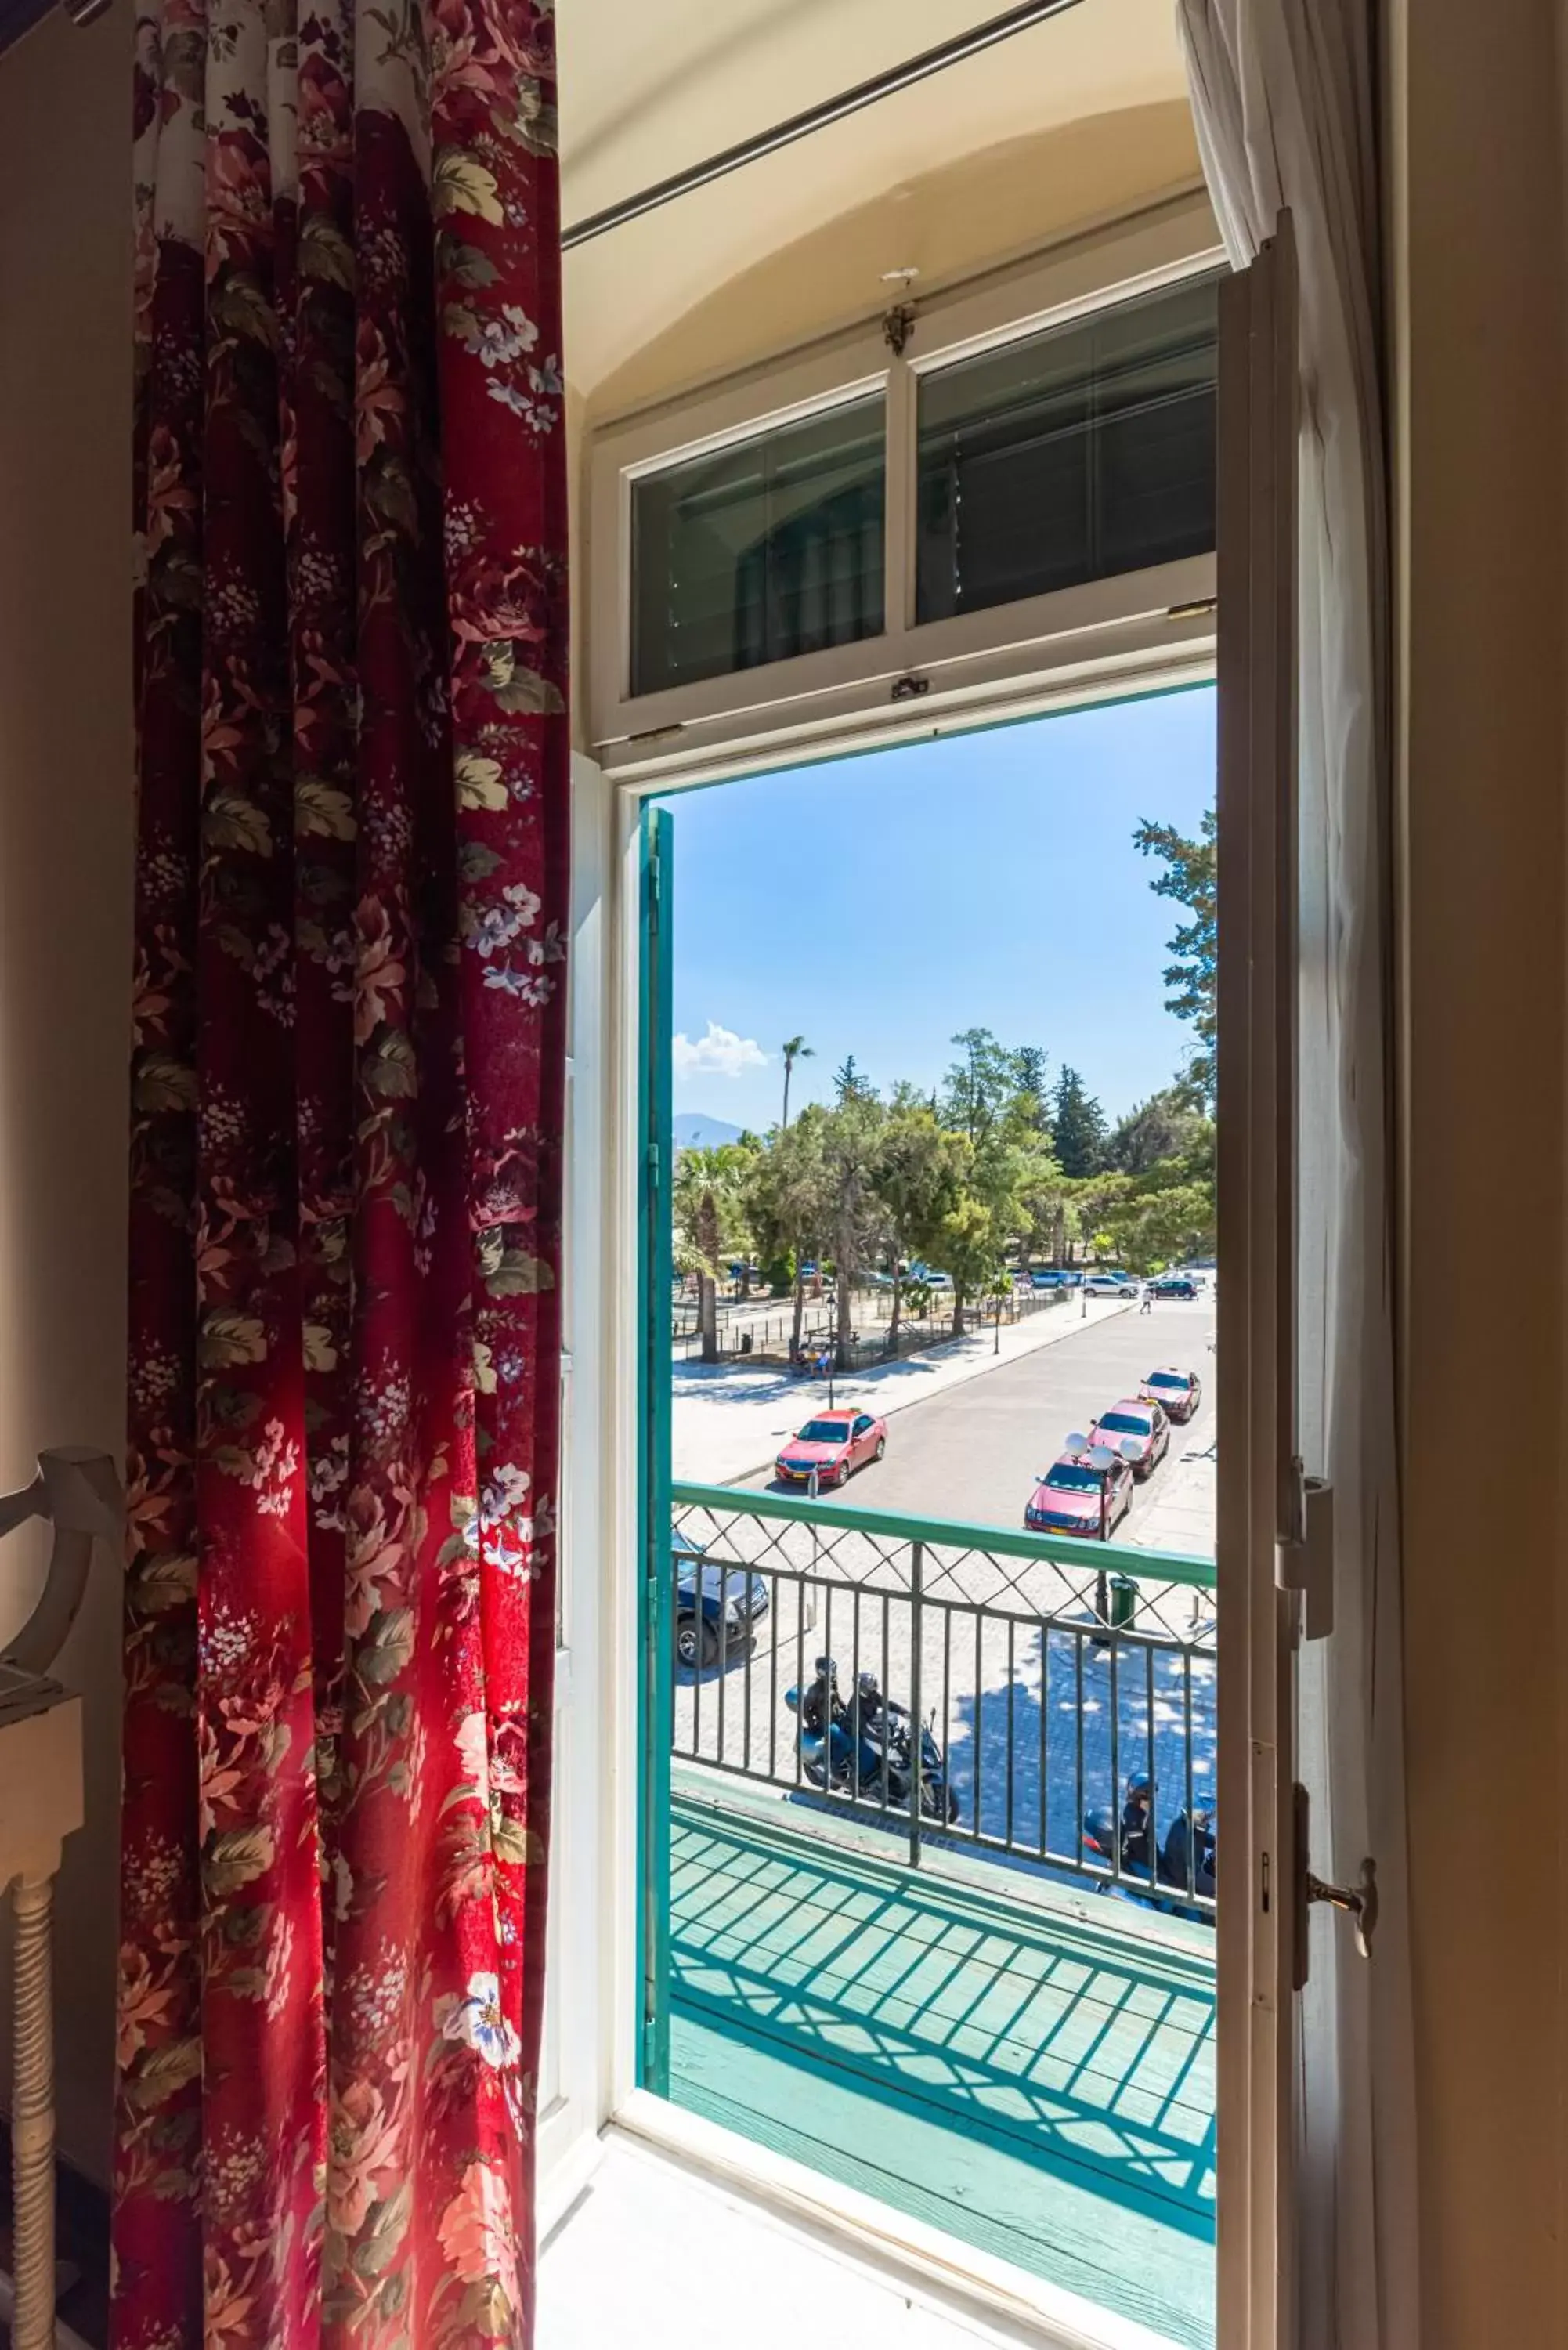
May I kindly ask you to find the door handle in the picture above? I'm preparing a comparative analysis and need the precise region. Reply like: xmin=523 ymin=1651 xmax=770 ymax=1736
xmin=1293 ymin=1783 xmax=1377 ymax=1987
xmin=1306 ymin=1856 xmax=1378 ymax=1959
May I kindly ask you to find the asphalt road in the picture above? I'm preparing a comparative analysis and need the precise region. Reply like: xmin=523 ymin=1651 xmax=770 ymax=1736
xmin=672 ymin=1296 xmax=1221 ymax=1865
xmin=738 ymin=1296 xmax=1217 ymax=1542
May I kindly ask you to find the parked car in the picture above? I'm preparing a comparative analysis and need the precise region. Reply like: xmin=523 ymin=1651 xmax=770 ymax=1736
xmin=1024 ymin=1443 xmax=1136 ymax=1538
xmin=1138 ymin=1365 xmax=1203 ymax=1423
xmin=1088 ymin=1397 xmax=1171 ymax=1480
xmin=674 ymin=1546 xmax=771 ymax=1669
xmin=1082 ymin=1271 xmax=1136 ymax=1297
xmin=1028 ymin=1268 xmax=1073 ymax=1290
xmin=1148 ymin=1274 xmax=1200 ymax=1301
xmin=774 ymin=1409 xmax=888 ymax=1489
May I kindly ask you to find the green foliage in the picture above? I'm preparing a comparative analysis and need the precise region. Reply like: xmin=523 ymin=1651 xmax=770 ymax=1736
xmin=762 ymin=1250 xmax=795 ymax=1297
xmin=941 ymin=1028 xmax=1021 ymax=1148
xmin=675 ymin=1020 xmax=1215 ymax=1327
xmin=1075 ymin=1116 xmax=1216 ymax=1273
xmin=1135 ymin=807 xmax=1217 ymax=1110
xmin=779 ymin=1034 xmax=814 ymax=1130
xmin=673 ymin=1143 xmax=753 ymax=1361
xmin=1051 ymin=1065 xmax=1108 ymax=1178
xmin=1107 ymin=1086 xmax=1208 ymax=1174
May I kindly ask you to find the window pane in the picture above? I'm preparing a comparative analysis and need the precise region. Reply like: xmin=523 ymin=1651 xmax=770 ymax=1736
xmin=916 ymin=277 xmax=1218 ymax=626
xmin=631 ymin=397 xmax=886 ymax=697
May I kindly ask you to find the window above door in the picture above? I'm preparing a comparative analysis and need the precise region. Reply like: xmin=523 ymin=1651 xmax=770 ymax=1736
xmin=587 ymin=195 xmax=1224 ymax=778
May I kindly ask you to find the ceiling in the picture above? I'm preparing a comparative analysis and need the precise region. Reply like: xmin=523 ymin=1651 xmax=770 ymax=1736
xmin=558 ymin=0 xmax=1195 ymax=400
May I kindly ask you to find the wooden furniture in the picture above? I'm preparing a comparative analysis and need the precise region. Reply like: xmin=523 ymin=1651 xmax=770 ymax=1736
xmin=0 ymin=1450 xmax=119 ymax=2350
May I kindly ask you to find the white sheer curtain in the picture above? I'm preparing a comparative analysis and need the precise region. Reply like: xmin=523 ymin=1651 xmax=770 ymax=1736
xmin=1175 ymin=6 xmax=1420 ymax=2346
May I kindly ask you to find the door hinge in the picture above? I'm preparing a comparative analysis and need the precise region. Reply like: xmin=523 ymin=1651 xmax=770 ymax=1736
xmin=1277 ymin=1458 xmax=1335 ymax=1639
xmin=648 ymin=858 xmax=663 ymax=928
xmin=882 ymin=302 xmax=917 ymax=356
xmin=641 ymin=2010 xmax=659 ymax=2076
xmin=645 ymin=1141 xmax=660 ymax=1191
xmin=1292 ymin=1782 xmax=1378 ymax=1990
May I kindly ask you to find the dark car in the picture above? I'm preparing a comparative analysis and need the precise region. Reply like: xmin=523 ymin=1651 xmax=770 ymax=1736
xmin=1149 ymin=1275 xmax=1200 ymax=1302
xmin=674 ymin=1547 xmax=771 ymax=1669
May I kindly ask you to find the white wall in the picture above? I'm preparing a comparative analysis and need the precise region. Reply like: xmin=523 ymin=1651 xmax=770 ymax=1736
xmin=0 ymin=0 xmax=133 ymax=2184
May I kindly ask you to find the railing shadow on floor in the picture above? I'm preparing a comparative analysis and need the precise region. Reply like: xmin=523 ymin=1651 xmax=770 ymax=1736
xmin=669 ymin=1802 xmax=1217 ymax=2235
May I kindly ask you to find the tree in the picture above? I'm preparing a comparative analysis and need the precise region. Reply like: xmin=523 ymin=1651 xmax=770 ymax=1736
xmin=1014 ymin=1135 xmax=1073 ymax=1267
xmin=941 ymin=1028 xmax=1019 ymax=1148
xmin=1011 ymin=1044 xmax=1051 ymax=1133
xmin=819 ymin=1088 xmax=885 ymax=1367
xmin=870 ymin=1105 xmax=967 ymax=1344
xmin=779 ymin=1035 xmax=814 ymax=1130
xmin=1078 ymin=1117 xmax=1216 ymax=1272
xmin=749 ymin=1107 xmax=833 ymax=1354
xmin=834 ymin=1053 xmax=870 ymax=1103
xmin=671 ymin=1144 xmax=750 ymax=1362
xmin=1135 ymin=808 xmax=1217 ymax=1109
xmin=931 ymin=1186 xmax=1003 ymax=1338
xmin=1051 ymin=1065 xmax=1107 ymax=1179
xmin=1107 ymin=1087 xmax=1207 ymax=1176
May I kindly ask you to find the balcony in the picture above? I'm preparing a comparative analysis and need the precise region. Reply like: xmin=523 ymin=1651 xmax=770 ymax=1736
xmin=654 ymin=1486 xmax=1218 ymax=2350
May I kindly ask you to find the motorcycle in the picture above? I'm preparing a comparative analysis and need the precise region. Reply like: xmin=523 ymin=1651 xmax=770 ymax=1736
xmin=1083 ymin=1777 xmax=1216 ymax=1921
xmin=786 ymin=1659 xmax=959 ymax=1821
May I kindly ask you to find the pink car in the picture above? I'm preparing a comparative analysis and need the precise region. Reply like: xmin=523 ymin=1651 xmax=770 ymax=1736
xmin=774 ymin=1409 xmax=888 ymax=1490
xmin=1089 ymin=1397 xmax=1171 ymax=1481
xmin=1025 ymin=1445 xmax=1135 ymax=1539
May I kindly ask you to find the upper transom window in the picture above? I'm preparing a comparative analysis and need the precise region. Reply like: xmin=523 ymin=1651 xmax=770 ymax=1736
xmin=915 ymin=275 xmax=1218 ymax=624
xmin=588 ymin=201 xmax=1225 ymax=768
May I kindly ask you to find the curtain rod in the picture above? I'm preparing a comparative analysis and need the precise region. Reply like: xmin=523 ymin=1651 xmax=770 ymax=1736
xmin=562 ymin=0 xmax=1087 ymax=252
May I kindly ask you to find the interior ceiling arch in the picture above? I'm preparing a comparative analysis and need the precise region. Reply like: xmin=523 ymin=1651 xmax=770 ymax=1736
xmin=559 ymin=0 xmax=1194 ymax=400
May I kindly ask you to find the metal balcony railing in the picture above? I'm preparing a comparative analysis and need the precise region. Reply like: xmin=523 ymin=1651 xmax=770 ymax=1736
xmin=667 ymin=1481 xmax=1217 ymax=1914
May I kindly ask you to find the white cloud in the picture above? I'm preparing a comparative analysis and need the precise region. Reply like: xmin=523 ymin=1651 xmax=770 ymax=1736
xmin=671 ymin=1022 xmax=770 ymax=1082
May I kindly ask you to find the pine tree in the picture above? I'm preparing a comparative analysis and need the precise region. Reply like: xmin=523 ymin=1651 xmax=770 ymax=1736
xmin=1012 ymin=1044 xmax=1050 ymax=1131
xmin=1134 ymin=808 xmax=1217 ymax=1109
xmin=1051 ymin=1065 xmax=1108 ymax=1178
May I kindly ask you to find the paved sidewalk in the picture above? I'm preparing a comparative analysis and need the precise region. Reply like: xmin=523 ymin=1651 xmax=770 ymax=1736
xmin=1122 ymin=1431 xmax=1216 ymax=1562
xmin=673 ymin=1296 xmax=1136 ymax=1487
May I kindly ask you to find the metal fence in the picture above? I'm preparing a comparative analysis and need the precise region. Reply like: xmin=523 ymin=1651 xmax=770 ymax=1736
xmin=670 ymin=1281 xmax=1071 ymax=1366
xmin=666 ymin=1482 xmax=1216 ymax=1914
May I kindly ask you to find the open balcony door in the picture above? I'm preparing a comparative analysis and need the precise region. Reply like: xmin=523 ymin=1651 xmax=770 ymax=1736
xmin=1216 ymin=213 xmax=1302 ymax=2350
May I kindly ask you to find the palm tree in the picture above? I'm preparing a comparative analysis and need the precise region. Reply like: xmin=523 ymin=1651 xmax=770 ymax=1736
xmin=780 ymin=1035 xmax=814 ymax=1130
xmin=672 ymin=1144 xmax=747 ymax=1363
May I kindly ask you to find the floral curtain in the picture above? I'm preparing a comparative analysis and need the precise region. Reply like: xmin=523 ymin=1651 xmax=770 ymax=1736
xmin=113 ymin=0 xmax=567 ymax=2341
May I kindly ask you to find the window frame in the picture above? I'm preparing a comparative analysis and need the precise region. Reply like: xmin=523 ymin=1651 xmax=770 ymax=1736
xmin=587 ymin=194 xmax=1226 ymax=782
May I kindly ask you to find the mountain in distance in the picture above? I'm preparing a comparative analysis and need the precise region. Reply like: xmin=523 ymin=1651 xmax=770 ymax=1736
xmin=671 ymin=1112 xmax=744 ymax=1150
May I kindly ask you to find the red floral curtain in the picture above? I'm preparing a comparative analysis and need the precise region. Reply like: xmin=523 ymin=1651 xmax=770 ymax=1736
xmin=114 ymin=0 xmax=566 ymax=2341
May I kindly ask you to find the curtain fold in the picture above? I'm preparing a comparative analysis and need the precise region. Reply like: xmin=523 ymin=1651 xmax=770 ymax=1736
xmin=114 ymin=0 xmax=567 ymax=2341
xmin=1176 ymin=5 xmax=1419 ymax=2345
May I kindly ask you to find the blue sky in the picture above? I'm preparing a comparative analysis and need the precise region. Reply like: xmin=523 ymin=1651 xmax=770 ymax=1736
xmin=659 ymin=685 xmax=1215 ymax=1135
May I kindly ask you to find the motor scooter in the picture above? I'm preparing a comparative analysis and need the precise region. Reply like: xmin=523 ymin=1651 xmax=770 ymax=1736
xmin=1083 ymin=1779 xmax=1216 ymax=1921
xmin=787 ymin=1660 xmax=958 ymax=1820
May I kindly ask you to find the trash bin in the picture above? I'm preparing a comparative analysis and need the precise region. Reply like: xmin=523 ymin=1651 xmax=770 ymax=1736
xmin=1093 ymin=1571 xmax=1139 ymax=1637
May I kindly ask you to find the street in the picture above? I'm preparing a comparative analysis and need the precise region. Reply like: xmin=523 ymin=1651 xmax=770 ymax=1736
xmin=739 ymin=1296 xmax=1217 ymax=1546
xmin=670 ymin=1298 xmax=1219 ymax=1871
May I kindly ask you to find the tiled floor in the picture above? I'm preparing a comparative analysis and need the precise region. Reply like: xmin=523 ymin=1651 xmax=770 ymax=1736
xmin=666 ymin=1795 xmax=1216 ymax=2349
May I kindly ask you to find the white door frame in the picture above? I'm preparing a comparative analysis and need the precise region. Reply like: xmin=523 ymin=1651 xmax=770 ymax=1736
xmin=542 ymin=244 xmax=1303 ymax=2350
